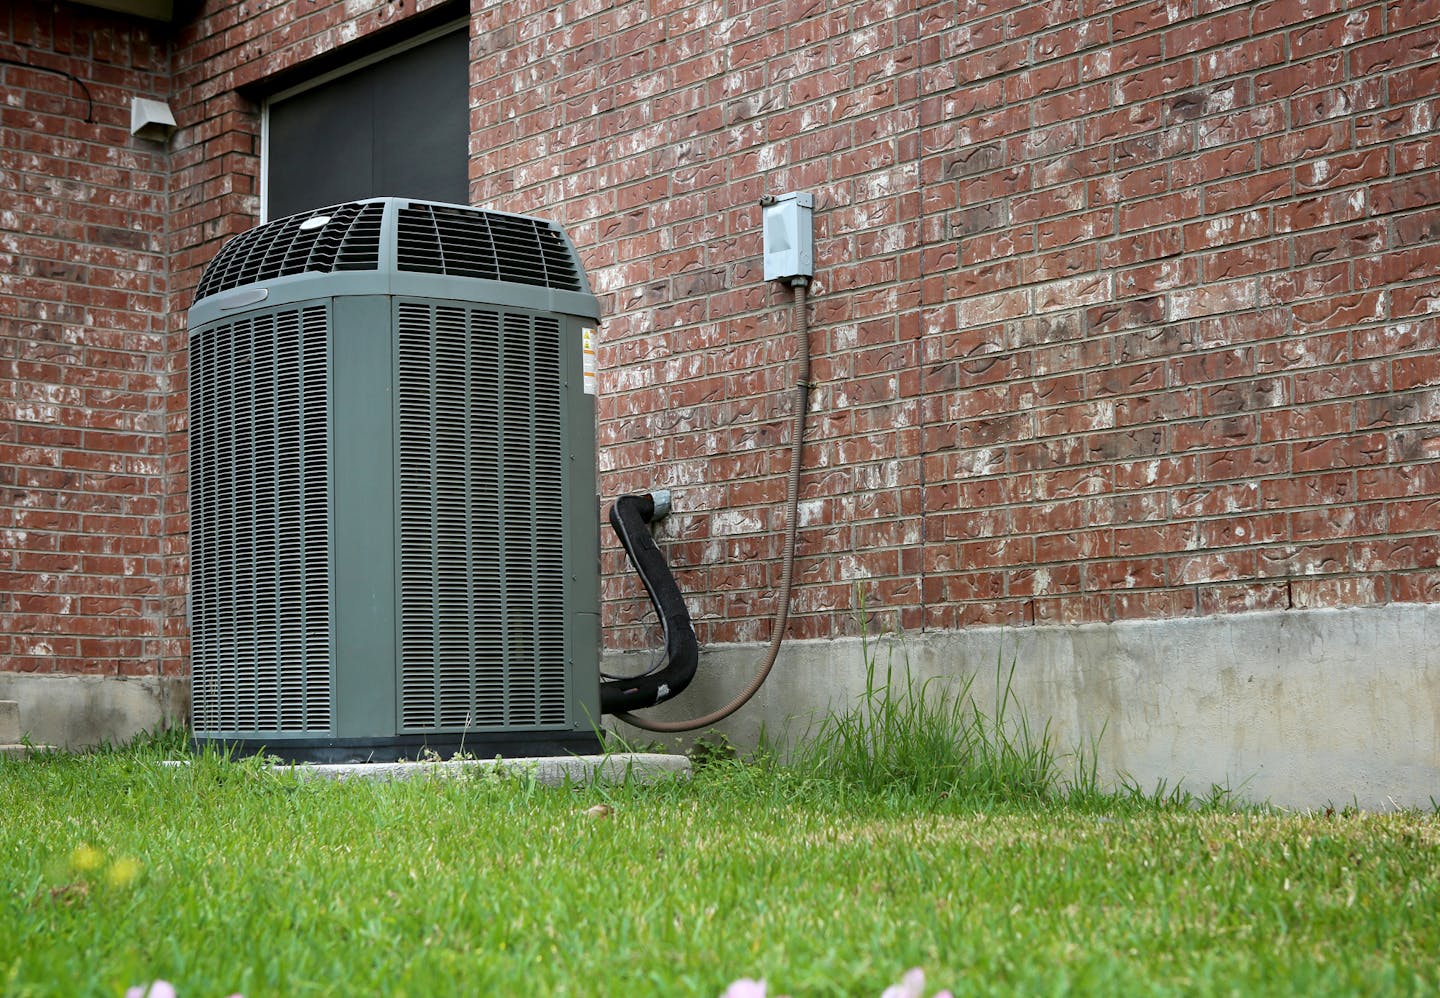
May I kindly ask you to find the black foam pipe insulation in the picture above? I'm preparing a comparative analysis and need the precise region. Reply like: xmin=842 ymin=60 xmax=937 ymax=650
xmin=599 ymin=493 xmax=699 ymax=714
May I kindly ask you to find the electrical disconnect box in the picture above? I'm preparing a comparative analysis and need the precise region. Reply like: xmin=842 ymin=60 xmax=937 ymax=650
xmin=762 ymin=192 xmax=814 ymax=283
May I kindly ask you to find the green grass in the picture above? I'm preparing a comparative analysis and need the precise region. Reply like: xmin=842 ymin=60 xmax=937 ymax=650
xmin=2 ymin=732 xmax=1438 ymax=997
xmin=788 ymin=632 xmax=1064 ymax=803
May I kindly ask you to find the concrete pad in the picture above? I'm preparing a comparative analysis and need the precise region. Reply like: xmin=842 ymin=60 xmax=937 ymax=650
xmin=164 ymin=752 xmax=691 ymax=785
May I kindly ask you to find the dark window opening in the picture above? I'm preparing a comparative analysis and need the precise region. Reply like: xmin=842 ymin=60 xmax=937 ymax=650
xmin=265 ymin=27 xmax=468 ymax=221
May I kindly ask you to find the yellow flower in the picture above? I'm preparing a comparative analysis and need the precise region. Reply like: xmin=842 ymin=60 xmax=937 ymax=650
xmin=106 ymin=856 xmax=142 ymax=888
xmin=70 ymin=844 xmax=104 ymax=873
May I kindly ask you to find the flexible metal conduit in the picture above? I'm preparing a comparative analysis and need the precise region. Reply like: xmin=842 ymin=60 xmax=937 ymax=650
xmin=606 ymin=279 xmax=811 ymax=732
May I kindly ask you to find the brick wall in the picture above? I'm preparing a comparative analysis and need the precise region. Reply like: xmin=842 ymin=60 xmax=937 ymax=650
xmin=0 ymin=2 xmax=171 ymax=675
xmin=470 ymin=0 xmax=1440 ymax=647
xmin=4 ymin=0 xmax=1438 ymax=678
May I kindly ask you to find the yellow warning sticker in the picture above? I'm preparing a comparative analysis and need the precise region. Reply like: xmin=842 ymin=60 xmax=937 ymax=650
xmin=582 ymin=327 xmax=596 ymax=395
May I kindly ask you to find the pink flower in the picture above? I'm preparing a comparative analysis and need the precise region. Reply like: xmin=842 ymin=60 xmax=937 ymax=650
xmin=881 ymin=968 xmax=953 ymax=998
xmin=724 ymin=969 xmax=948 ymax=998
xmin=125 ymin=984 xmax=176 ymax=998
xmin=123 ymin=984 xmax=242 ymax=998
xmin=721 ymin=980 xmax=770 ymax=998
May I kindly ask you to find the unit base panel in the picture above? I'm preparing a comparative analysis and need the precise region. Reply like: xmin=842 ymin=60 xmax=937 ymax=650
xmin=191 ymin=731 xmax=603 ymax=764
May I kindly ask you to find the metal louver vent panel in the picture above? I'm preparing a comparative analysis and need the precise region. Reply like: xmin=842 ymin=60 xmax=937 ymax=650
xmin=395 ymin=204 xmax=583 ymax=292
xmin=194 ymin=202 xmax=384 ymax=303
xmin=190 ymin=305 xmax=333 ymax=733
xmin=396 ymin=302 xmax=568 ymax=730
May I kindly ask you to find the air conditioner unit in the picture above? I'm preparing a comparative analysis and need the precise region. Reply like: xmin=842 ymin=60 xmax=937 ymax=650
xmin=186 ymin=198 xmax=602 ymax=762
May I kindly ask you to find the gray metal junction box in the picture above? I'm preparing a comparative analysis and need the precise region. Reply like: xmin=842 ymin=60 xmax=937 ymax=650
xmin=187 ymin=198 xmax=602 ymax=761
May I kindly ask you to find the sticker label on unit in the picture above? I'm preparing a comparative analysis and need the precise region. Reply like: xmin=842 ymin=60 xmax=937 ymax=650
xmin=581 ymin=327 xmax=596 ymax=395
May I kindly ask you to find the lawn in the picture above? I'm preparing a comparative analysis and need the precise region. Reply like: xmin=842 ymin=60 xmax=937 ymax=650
xmin=2 ymin=736 xmax=1437 ymax=997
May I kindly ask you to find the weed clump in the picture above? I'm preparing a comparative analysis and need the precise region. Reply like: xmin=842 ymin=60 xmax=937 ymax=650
xmin=791 ymin=626 xmax=1062 ymax=805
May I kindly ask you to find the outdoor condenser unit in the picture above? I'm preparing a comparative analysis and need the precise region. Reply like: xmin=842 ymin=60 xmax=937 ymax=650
xmin=187 ymin=198 xmax=602 ymax=762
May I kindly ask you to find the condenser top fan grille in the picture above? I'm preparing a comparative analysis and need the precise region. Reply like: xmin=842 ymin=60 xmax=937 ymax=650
xmin=395 ymin=204 xmax=583 ymax=291
xmin=194 ymin=199 xmax=586 ymax=305
xmin=195 ymin=202 xmax=384 ymax=301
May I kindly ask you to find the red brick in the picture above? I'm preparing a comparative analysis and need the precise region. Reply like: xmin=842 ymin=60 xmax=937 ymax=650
xmin=1290 ymin=575 xmax=1388 ymax=609
xmin=1100 ymin=518 xmax=1192 ymax=555
xmin=1391 ymin=281 xmax=1440 ymax=320
xmin=1109 ymin=1 xmax=1189 ymax=38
